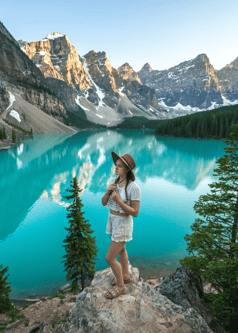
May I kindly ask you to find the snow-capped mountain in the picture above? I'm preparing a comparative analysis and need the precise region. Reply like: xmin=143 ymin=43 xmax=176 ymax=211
xmin=137 ymin=54 xmax=238 ymax=113
xmin=18 ymin=34 xmax=161 ymax=126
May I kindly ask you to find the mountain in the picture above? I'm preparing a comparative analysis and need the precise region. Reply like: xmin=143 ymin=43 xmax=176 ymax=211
xmin=217 ymin=57 xmax=238 ymax=102
xmin=20 ymin=32 xmax=238 ymax=124
xmin=0 ymin=24 xmax=76 ymax=144
xmin=138 ymin=54 xmax=222 ymax=110
xmin=19 ymin=33 xmax=164 ymax=126
xmin=137 ymin=54 xmax=238 ymax=113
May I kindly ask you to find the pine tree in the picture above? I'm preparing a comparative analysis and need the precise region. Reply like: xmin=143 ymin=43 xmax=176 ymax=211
xmin=3 ymin=126 xmax=7 ymax=139
xmin=11 ymin=128 xmax=16 ymax=142
xmin=0 ymin=127 xmax=2 ymax=140
xmin=0 ymin=265 xmax=19 ymax=319
xmin=62 ymin=177 xmax=99 ymax=294
xmin=179 ymin=123 xmax=238 ymax=331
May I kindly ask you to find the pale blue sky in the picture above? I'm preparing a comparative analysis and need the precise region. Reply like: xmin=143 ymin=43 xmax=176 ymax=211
xmin=1 ymin=0 xmax=238 ymax=72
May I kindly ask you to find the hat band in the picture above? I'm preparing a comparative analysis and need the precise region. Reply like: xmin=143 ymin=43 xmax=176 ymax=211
xmin=122 ymin=157 xmax=133 ymax=170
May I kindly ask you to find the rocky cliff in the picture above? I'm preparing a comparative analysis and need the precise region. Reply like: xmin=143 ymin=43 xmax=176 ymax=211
xmin=0 ymin=23 xmax=76 ymax=145
xmin=217 ymin=57 xmax=238 ymax=102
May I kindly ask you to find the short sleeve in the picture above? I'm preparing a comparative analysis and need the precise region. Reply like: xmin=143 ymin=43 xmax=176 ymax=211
xmin=130 ymin=183 xmax=141 ymax=201
xmin=107 ymin=177 xmax=115 ymax=189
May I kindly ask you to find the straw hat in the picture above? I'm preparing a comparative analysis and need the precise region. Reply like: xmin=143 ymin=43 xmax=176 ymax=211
xmin=111 ymin=151 xmax=136 ymax=181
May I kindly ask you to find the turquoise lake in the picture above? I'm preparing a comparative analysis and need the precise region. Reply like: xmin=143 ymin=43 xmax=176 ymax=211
xmin=0 ymin=129 xmax=227 ymax=299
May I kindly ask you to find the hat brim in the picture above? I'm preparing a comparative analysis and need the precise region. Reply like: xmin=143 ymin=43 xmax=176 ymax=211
xmin=111 ymin=151 xmax=135 ymax=181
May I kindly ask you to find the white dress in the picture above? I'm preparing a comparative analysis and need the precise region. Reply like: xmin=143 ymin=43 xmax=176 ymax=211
xmin=105 ymin=177 xmax=141 ymax=242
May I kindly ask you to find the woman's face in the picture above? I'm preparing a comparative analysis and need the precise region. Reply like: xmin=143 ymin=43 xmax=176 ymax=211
xmin=115 ymin=159 xmax=128 ymax=178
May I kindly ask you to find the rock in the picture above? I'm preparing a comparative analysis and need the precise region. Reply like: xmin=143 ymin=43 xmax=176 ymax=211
xmin=27 ymin=321 xmax=55 ymax=333
xmin=0 ymin=313 xmax=12 ymax=326
xmin=117 ymin=63 xmax=141 ymax=83
xmin=2 ymin=318 xmax=30 ymax=332
xmin=58 ymin=283 xmax=71 ymax=294
xmin=60 ymin=296 xmax=77 ymax=304
xmin=155 ymin=266 xmax=228 ymax=333
xmin=57 ymin=263 xmax=215 ymax=333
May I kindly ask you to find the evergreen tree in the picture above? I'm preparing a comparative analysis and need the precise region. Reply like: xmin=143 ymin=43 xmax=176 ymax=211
xmin=219 ymin=119 xmax=224 ymax=138
xmin=11 ymin=128 xmax=16 ymax=142
xmin=0 ymin=264 xmax=15 ymax=313
xmin=62 ymin=177 xmax=99 ymax=294
xmin=0 ymin=265 xmax=19 ymax=320
xmin=3 ymin=126 xmax=7 ymax=139
xmin=179 ymin=123 xmax=238 ymax=332
xmin=0 ymin=128 xmax=2 ymax=140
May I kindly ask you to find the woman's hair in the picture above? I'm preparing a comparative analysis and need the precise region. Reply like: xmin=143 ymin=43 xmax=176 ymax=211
xmin=114 ymin=162 xmax=134 ymax=201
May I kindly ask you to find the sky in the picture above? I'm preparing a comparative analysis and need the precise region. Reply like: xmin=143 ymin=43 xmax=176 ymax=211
xmin=1 ymin=0 xmax=238 ymax=72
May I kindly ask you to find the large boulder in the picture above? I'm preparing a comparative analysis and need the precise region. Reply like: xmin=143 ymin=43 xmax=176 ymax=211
xmin=155 ymin=266 xmax=227 ymax=333
xmin=58 ymin=263 xmax=215 ymax=333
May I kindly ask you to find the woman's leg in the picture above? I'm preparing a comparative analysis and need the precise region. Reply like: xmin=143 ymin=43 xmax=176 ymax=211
xmin=119 ymin=247 xmax=130 ymax=279
xmin=105 ymin=240 xmax=126 ymax=288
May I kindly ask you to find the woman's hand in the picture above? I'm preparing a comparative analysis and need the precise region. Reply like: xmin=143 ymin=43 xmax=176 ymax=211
xmin=107 ymin=183 xmax=117 ymax=193
xmin=110 ymin=189 xmax=122 ymax=204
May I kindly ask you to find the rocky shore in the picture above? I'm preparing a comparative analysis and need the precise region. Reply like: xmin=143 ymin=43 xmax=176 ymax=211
xmin=0 ymin=265 xmax=227 ymax=333
xmin=0 ymin=126 xmax=81 ymax=152
xmin=0 ymin=139 xmax=20 ymax=151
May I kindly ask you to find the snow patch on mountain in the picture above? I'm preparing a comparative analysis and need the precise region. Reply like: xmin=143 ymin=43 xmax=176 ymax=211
xmin=6 ymin=92 xmax=16 ymax=110
xmin=81 ymin=56 xmax=106 ymax=110
xmin=222 ymin=95 xmax=238 ymax=106
xmin=75 ymin=96 xmax=90 ymax=112
xmin=10 ymin=110 xmax=21 ymax=122
xmin=45 ymin=33 xmax=64 ymax=40
xmin=118 ymin=87 xmax=126 ymax=97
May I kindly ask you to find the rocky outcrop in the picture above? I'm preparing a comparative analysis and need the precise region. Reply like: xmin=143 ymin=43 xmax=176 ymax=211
xmin=3 ymin=265 xmax=228 ymax=333
xmin=155 ymin=266 xmax=227 ymax=333
xmin=82 ymin=50 xmax=121 ymax=109
xmin=0 ymin=27 xmax=70 ymax=125
xmin=0 ymin=21 xmax=19 ymax=48
xmin=217 ymin=57 xmax=238 ymax=102
xmin=57 ymin=263 xmax=216 ymax=333
xmin=23 ymin=32 xmax=91 ymax=92
xmin=120 ymin=79 xmax=159 ymax=109
xmin=117 ymin=62 xmax=141 ymax=83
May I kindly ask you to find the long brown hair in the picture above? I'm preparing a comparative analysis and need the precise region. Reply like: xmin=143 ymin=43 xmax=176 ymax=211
xmin=114 ymin=163 xmax=134 ymax=201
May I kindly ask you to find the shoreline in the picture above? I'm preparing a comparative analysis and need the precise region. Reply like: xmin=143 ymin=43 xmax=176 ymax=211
xmin=8 ymin=263 xmax=178 ymax=306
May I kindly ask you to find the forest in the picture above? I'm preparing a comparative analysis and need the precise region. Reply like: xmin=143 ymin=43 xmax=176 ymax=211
xmin=155 ymin=104 xmax=238 ymax=140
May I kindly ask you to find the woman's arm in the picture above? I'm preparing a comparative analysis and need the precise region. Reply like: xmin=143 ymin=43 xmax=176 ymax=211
xmin=102 ymin=190 xmax=111 ymax=206
xmin=116 ymin=200 xmax=140 ymax=217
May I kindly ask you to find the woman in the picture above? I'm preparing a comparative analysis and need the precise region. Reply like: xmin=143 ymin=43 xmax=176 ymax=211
xmin=101 ymin=151 xmax=141 ymax=299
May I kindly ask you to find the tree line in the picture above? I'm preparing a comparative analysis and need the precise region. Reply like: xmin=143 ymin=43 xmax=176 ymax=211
xmin=0 ymin=125 xmax=33 ymax=143
xmin=155 ymin=107 xmax=238 ymax=140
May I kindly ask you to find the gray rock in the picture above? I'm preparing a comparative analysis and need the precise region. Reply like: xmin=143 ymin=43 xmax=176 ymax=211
xmin=2 ymin=318 xmax=30 ymax=332
xmin=57 ymin=263 xmax=215 ymax=333
xmin=28 ymin=321 xmax=55 ymax=333
xmin=155 ymin=266 xmax=228 ymax=333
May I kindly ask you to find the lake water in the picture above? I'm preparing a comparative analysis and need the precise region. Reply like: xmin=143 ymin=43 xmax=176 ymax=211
xmin=0 ymin=129 xmax=226 ymax=299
